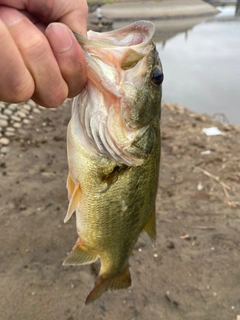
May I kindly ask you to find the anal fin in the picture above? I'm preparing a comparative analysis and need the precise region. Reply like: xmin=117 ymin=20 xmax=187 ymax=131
xmin=85 ymin=264 xmax=131 ymax=304
xmin=63 ymin=239 xmax=98 ymax=266
xmin=140 ymin=206 xmax=156 ymax=249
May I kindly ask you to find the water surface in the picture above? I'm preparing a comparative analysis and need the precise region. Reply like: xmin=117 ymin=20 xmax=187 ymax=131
xmin=156 ymin=6 xmax=240 ymax=124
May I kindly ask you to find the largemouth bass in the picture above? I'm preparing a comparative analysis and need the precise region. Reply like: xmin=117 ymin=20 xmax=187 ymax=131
xmin=63 ymin=20 xmax=163 ymax=304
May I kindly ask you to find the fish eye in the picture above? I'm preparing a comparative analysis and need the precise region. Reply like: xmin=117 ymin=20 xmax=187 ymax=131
xmin=151 ymin=66 xmax=164 ymax=86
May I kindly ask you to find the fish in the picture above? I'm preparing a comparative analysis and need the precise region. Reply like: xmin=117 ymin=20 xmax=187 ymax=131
xmin=63 ymin=20 xmax=163 ymax=304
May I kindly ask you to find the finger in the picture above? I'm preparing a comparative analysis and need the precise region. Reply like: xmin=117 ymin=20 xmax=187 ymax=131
xmin=0 ymin=0 xmax=88 ymax=35
xmin=57 ymin=0 xmax=88 ymax=36
xmin=27 ymin=0 xmax=88 ymax=36
xmin=0 ymin=7 xmax=68 ymax=107
xmin=45 ymin=23 xmax=87 ymax=98
xmin=0 ymin=18 xmax=34 ymax=102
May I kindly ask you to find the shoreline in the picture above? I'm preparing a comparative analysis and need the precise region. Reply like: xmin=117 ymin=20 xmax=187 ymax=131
xmin=88 ymin=0 xmax=220 ymax=36
xmin=98 ymin=0 xmax=219 ymax=20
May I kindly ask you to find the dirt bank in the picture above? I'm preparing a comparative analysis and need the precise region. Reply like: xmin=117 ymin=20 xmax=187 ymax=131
xmin=0 ymin=100 xmax=240 ymax=320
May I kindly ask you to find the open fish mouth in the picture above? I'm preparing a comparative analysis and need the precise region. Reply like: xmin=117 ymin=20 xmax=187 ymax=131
xmin=71 ymin=20 xmax=163 ymax=166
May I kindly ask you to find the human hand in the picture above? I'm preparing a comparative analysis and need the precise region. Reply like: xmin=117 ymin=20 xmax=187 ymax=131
xmin=0 ymin=0 xmax=88 ymax=107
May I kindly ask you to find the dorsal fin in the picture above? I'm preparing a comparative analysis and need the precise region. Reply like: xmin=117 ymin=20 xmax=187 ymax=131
xmin=140 ymin=206 xmax=156 ymax=249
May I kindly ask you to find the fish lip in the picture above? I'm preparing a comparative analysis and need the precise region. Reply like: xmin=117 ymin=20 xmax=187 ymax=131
xmin=73 ymin=20 xmax=155 ymax=49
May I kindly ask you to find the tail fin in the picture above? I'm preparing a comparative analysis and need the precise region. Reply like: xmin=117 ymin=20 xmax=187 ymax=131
xmin=85 ymin=264 xmax=131 ymax=304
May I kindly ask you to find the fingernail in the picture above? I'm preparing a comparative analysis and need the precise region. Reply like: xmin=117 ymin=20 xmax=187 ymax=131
xmin=46 ymin=23 xmax=73 ymax=53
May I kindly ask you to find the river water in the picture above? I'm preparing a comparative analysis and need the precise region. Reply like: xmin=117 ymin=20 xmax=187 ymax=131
xmin=156 ymin=6 xmax=240 ymax=125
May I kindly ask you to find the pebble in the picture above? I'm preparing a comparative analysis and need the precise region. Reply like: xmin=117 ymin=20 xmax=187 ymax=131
xmin=0 ymin=102 xmax=6 ymax=110
xmin=0 ymin=119 xmax=8 ymax=127
xmin=27 ymin=100 xmax=37 ymax=108
xmin=0 ymin=137 xmax=10 ymax=146
xmin=13 ymin=122 xmax=22 ymax=129
xmin=0 ymin=114 xmax=8 ymax=120
xmin=6 ymin=127 xmax=15 ymax=132
xmin=33 ymin=108 xmax=41 ymax=114
xmin=1 ymin=146 xmax=10 ymax=154
xmin=3 ymin=109 xmax=13 ymax=116
xmin=0 ymin=100 xmax=42 ymax=153
xmin=8 ymin=104 xmax=18 ymax=111
xmin=5 ymin=132 xmax=15 ymax=137
xmin=16 ymin=111 xmax=27 ymax=118
xmin=11 ymin=115 xmax=21 ymax=122
xmin=22 ymin=104 xmax=32 ymax=112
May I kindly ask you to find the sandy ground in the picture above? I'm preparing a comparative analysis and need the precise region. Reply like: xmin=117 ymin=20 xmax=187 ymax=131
xmin=1 ymin=100 xmax=240 ymax=320
xmin=1 ymin=2 xmax=239 ymax=319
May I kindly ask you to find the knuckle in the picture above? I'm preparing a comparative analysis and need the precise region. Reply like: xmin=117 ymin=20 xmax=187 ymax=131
xmin=21 ymin=32 xmax=47 ymax=55
xmin=5 ymin=75 xmax=34 ymax=103
xmin=33 ymin=83 xmax=68 ymax=108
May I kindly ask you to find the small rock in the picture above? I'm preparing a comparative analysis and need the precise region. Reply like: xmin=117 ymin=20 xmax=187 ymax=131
xmin=19 ymin=204 xmax=27 ymax=211
xmin=27 ymin=100 xmax=36 ymax=108
xmin=5 ymin=132 xmax=15 ymax=137
xmin=0 ymin=119 xmax=8 ymax=127
xmin=8 ymin=104 xmax=18 ymax=111
xmin=3 ymin=109 xmax=13 ymax=116
xmin=1 ymin=146 xmax=10 ymax=154
xmin=0 ymin=101 xmax=6 ymax=109
xmin=33 ymin=108 xmax=41 ymax=114
xmin=0 ymin=114 xmax=8 ymax=121
xmin=22 ymin=104 xmax=32 ymax=112
xmin=13 ymin=123 xmax=21 ymax=129
xmin=23 ymin=119 xmax=30 ymax=125
xmin=6 ymin=127 xmax=15 ymax=132
xmin=0 ymin=137 xmax=10 ymax=146
xmin=15 ymin=111 xmax=27 ymax=118
xmin=11 ymin=115 xmax=21 ymax=122
xmin=29 ymin=115 xmax=33 ymax=120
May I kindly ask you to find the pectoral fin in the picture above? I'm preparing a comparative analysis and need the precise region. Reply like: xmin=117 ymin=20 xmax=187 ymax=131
xmin=64 ymin=182 xmax=81 ymax=223
xmin=66 ymin=173 xmax=75 ymax=200
xmin=63 ymin=239 xmax=98 ymax=266
xmin=140 ymin=206 xmax=156 ymax=249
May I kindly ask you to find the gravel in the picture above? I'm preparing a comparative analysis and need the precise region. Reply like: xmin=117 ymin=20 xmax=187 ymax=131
xmin=0 ymin=100 xmax=41 ymax=157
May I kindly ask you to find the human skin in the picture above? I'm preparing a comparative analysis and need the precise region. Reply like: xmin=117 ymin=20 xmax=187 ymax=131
xmin=0 ymin=0 xmax=88 ymax=107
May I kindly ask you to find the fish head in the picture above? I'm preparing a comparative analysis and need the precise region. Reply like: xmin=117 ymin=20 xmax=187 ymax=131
xmin=73 ymin=21 xmax=163 ymax=166
xmin=119 ymin=39 xmax=163 ymax=131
